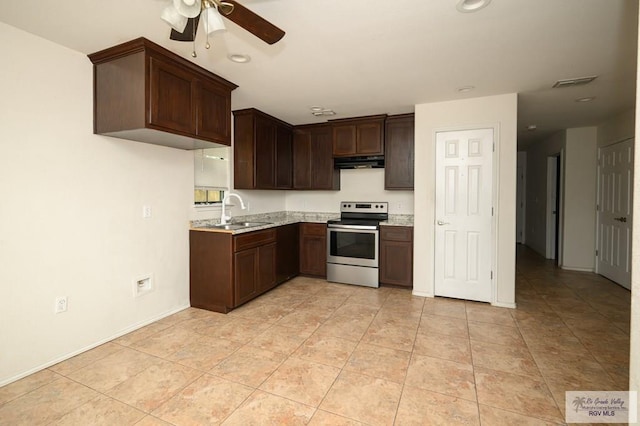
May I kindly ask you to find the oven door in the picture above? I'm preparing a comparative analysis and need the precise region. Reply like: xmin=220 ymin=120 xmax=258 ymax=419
xmin=327 ymin=226 xmax=379 ymax=268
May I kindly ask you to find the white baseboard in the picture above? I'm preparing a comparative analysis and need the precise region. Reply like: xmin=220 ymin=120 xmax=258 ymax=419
xmin=492 ymin=301 xmax=517 ymax=309
xmin=0 ymin=303 xmax=190 ymax=388
xmin=561 ymin=266 xmax=594 ymax=273
xmin=412 ymin=290 xmax=434 ymax=298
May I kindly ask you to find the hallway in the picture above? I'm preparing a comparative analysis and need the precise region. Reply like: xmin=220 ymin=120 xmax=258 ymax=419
xmin=514 ymin=245 xmax=631 ymax=417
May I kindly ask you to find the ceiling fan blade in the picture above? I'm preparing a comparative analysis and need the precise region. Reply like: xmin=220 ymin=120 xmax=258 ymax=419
xmin=170 ymin=16 xmax=200 ymax=42
xmin=220 ymin=0 xmax=285 ymax=45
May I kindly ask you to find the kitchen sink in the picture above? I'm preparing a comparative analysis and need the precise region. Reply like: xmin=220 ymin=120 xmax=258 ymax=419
xmin=206 ymin=221 xmax=272 ymax=231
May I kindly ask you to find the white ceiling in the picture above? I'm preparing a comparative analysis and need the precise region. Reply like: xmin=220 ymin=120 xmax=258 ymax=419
xmin=0 ymin=0 xmax=637 ymax=147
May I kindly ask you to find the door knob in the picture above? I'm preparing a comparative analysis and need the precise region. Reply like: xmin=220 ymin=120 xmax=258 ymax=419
xmin=437 ymin=220 xmax=450 ymax=226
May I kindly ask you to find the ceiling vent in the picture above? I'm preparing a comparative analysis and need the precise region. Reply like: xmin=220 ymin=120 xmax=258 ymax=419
xmin=552 ymin=76 xmax=598 ymax=88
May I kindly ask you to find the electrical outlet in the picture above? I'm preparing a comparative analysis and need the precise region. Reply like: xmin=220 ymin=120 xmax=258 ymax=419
xmin=55 ymin=296 xmax=68 ymax=314
xmin=142 ymin=205 xmax=152 ymax=219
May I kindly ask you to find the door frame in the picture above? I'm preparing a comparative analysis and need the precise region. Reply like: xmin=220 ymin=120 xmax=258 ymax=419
xmin=545 ymin=152 xmax=564 ymax=263
xmin=432 ymin=124 xmax=499 ymax=304
xmin=516 ymin=152 xmax=527 ymax=244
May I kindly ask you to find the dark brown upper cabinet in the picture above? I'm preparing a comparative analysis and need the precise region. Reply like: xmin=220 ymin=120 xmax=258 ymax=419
xmin=88 ymin=37 xmax=237 ymax=150
xmin=233 ymin=108 xmax=293 ymax=190
xmin=385 ymin=113 xmax=415 ymax=190
xmin=293 ymin=124 xmax=340 ymax=190
xmin=330 ymin=115 xmax=386 ymax=157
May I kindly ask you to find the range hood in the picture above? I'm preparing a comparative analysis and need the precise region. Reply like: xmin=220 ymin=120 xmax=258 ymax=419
xmin=334 ymin=155 xmax=385 ymax=169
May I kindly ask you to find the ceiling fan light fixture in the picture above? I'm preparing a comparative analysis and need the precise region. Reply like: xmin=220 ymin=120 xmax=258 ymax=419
xmin=161 ymin=5 xmax=189 ymax=32
xmin=456 ymin=0 xmax=491 ymax=13
xmin=173 ymin=0 xmax=202 ymax=18
xmin=202 ymin=5 xmax=226 ymax=34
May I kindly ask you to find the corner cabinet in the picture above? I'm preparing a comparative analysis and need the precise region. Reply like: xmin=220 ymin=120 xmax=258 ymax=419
xmin=330 ymin=115 xmax=386 ymax=157
xmin=379 ymin=226 xmax=413 ymax=288
xmin=384 ymin=114 xmax=415 ymax=190
xmin=190 ymin=229 xmax=276 ymax=313
xmin=88 ymin=37 xmax=237 ymax=150
xmin=233 ymin=108 xmax=293 ymax=190
xmin=293 ymin=125 xmax=340 ymax=190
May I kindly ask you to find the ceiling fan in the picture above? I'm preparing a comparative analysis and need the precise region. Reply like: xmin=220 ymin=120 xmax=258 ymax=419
xmin=161 ymin=0 xmax=285 ymax=50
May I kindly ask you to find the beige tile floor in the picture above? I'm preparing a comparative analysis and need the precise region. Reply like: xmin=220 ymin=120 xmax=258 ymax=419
xmin=0 ymin=246 xmax=631 ymax=425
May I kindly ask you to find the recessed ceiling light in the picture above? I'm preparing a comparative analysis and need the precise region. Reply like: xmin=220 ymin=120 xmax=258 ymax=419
xmin=575 ymin=96 xmax=596 ymax=103
xmin=228 ymin=54 xmax=251 ymax=63
xmin=457 ymin=86 xmax=475 ymax=93
xmin=456 ymin=0 xmax=491 ymax=13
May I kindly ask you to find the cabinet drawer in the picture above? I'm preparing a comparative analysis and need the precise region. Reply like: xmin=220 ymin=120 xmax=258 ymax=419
xmin=300 ymin=223 xmax=327 ymax=236
xmin=234 ymin=229 xmax=276 ymax=252
xmin=380 ymin=226 xmax=413 ymax=242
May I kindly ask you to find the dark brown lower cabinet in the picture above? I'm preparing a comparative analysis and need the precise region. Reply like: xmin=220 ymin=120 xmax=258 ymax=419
xmin=276 ymin=223 xmax=299 ymax=284
xmin=190 ymin=228 xmax=276 ymax=313
xmin=379 ymin=226 xmax=413 ymax=288
xmin=299 ymin=223 xmax=327 ymax=277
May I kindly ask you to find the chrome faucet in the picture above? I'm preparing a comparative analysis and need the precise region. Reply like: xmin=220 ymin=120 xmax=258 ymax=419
xmin=220 ymin=192 xmax=246 ymax=225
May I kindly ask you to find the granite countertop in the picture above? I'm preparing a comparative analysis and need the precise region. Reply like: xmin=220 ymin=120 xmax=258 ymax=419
xmin=380 ymin=215 xmax=414 ymax=227
xmin=190 ymin=211 xmax=413 ymax=234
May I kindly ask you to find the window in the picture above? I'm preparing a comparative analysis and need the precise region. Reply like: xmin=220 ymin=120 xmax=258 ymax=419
xmin=194 ymin=188 xmax=224 ymax=205
xmin=194 ymin=147 xmax=229 ymax=205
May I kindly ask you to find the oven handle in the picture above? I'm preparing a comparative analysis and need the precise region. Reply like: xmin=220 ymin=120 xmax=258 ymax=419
xmin=327 ymin=224 xmax=378 ymax=231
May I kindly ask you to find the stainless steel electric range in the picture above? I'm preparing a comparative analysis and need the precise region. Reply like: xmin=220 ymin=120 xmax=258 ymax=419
xmin=326 ymin=201 xmax=388 ymax=288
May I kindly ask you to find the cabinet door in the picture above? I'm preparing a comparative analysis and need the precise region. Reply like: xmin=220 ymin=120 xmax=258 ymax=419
xmin=195 ymin=78 xmax=231 ymax=145
xmin=257 ymin=242 xmax=277 ymax=293
xmin=255 ymin=116 xmax=277 ymax=189
xmin=299 ymin=224 xmax=327 ymax=277
xmin=300 ymin=235 xmax=327 ymax=277
xmin=310 ymin=126 xmax=339 ymax=190
xmin=275 ymin=124 xmax=293 ymax=189
xmin=379 ymin=226 xmax=413 ymax=287
xmin=385 ymin=114 xmax=415 ymax=190
xmin=332 ymin=124 xmax=357 ymax=157
xmin=293 ymin=129 xmax=312 ymax=189
xmin=357 ymin=121 xmax=384 ymax=155
xmin=233 ymin=112 xmax=255 ymax=189
xmin=234 ymin=248 xmax=258 ymax=306
xmin=149 ymin=57 xmax=194 ymax=134
xmin=276 ymin=223 xmax=299 ymax=283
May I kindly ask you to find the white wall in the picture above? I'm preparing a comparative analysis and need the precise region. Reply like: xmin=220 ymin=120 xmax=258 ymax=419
xmin=524 ymin=131 xmax=566 ymax=257
xmin=598 ymin=109 xmax=635 ymax=148
xmin=630 ymin=4 xmax=640 ymax=420
xmin=285 ymin=169 xmax=414 ymax=214
xmin=414 ymin=93 xmax=518 ymax=308
xmin=562 ymin=127 xmax=597 ymax=271
xmin=0 ymin=23 xmax=193 ymax=385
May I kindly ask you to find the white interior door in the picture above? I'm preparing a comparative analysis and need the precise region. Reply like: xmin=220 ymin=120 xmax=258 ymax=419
xmin=597 ymin=138 xmax=633 ymax=289
xmin=434 ymin=128 xmax=494 ymax=302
